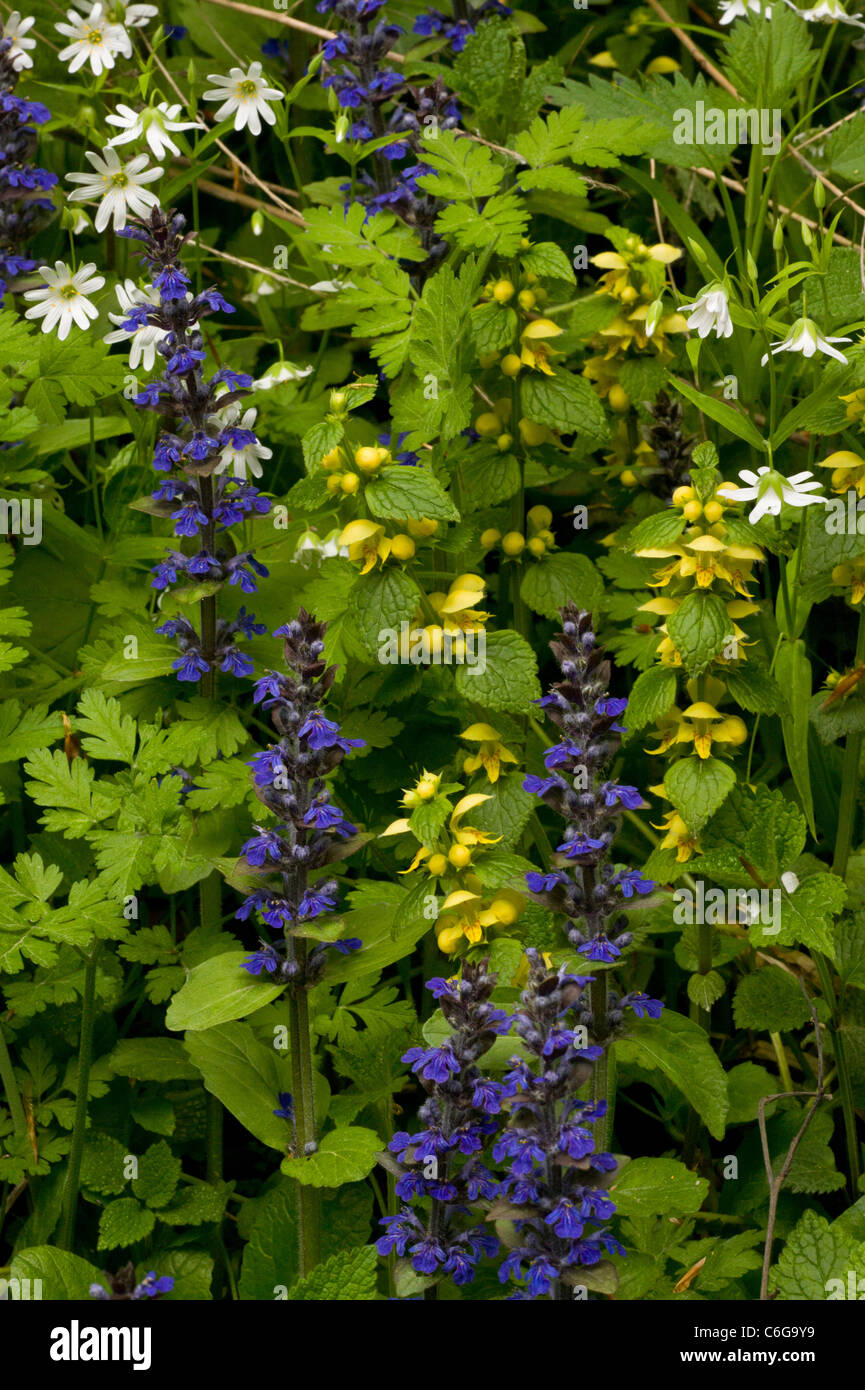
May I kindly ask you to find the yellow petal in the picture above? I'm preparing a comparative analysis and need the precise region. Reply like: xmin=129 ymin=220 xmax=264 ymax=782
xmin=819 ymin=451 xmax=864 ymax=469
xmin=683 ymin=701 xmax=724 ymax=720
xmin=381 ymin=818 xmax=411 ymax=837
xmin=460 ymin=723 xmax=500 ymax=742
xmin=521 ymin=317 xmax=563 ymax=341
xmin=441 ymin=889 xmax=481 ymax=910
xmin=591 ymin=252 xmax=628 ymax=270
xmin=648 ymin=243 xmax=683 ymax=264
xmin=451 ymin=792 xmax=492 ymax=821
xmin=339 ymin=519 xmax=382 ymax=546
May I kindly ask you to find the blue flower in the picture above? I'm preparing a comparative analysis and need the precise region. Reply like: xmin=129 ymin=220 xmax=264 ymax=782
xmin=523 ymin=773 xmax=564 ymax=797
xmin=613 ymin=868 xmax=655 ymax=898
xmin=525 ymin=870 xmax=569 ymax=893
xmin=556 ymin=835 xmax=605 ymax=859
xmin=241 ymin=945 xmax=280 ymax=976
xmin=241 ymin=829 xmax=285 ymax=867
xmin=578 ymin=935 xmax=620 ymax=963
xmin=602 ymin=783 xmax=643 ymax=809
xmin=298 ymin=711 xmax=365 ymax=753
xmin=402 ymin=1043 xmax=460 ymax=1084
xmin=624 ymin=992 xmax=664 ymax=1019
xmin=172 ymin=650 xmax=210 ymax=682
xmin=545 ymin=740 xmax=583 ymax=768
xmin=273 ymin=1091 xmax=295 ymax=1120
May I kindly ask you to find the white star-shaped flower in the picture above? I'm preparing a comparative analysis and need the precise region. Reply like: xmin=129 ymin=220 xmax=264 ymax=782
xmin=56 ymin=3 xmax=130 ymax=75
xmin=213 ymin=407 xmax=273 ymax=481
xmin=103 ymin=279 xmax=168 ymax=372
xmin=721 ymin=466 xmax=827 ymax=523
xmin=761 ymin=315 xmax=851 ymax=365
xmin=718 ymin=0 xmax=772 ymax=22
xmin=787 ymin=0 xmax=865 ymax=22
xmin=680 ymin=285 xmax=734 ymax=340
xmin=70 ymin=0 xmax=157 ymax=26
xmin=254 ymin=361 xmax=314 ymax=390
xmin=66 ymin=146 xmax=163 ymax=232
xmin=203 ymin=62 xmax=283 ymax=137
xmin=23 ymin=260 xmax=105 ymax=340
xmin=106 ymin=102 xmax=204 ymax=160
xmin=4 ymin=12 xmax=37 ymax=70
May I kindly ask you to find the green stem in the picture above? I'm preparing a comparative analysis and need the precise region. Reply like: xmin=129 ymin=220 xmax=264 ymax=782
xmin=0 ymin=1023 xmax=26 ymax=1138
xmin=290 ymin=945 xmax=321 ymax=1276
xmin=199 ymin=872 xmax=224 ymax=1184
xmin=58 ymin=945 xmax=100 ymax=1251
xmin=589 ymin=973 xmax=614 ymax=1150
xmin=770 ymin=1032 xmax=794 ymax=1093
xmin=831 ymin=606 xmax=865 ymax=881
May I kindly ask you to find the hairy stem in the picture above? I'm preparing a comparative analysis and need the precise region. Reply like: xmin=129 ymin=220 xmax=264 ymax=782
xmin=290 ymin=941 xmax=321 ymax=1276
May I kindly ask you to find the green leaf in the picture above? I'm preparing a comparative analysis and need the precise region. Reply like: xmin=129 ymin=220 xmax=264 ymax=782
xmin=183 ymin=1023 xmax=296 ymax=1151
xmin=238 ymin=1179 xmax=373 ymax=1299
xmin=826 ymin=110 xmax=865 ymax=182
xmin=455 ymin=444 xmax=521 ymax=507
xmin=97 ymin=1197 xmax=155 ymax=1250
xmin=615 ymin=1010 xmax=729 ymax=1139
xmin=366 ymin=466 xmax=458 ymax=522
xmin=415 ymin=128 xmax=504 ymax=200
xmin=165 ymin=953 xmax=285 ymax=1032
xmin=435 ymin=193 xmax=528 ymax=257
xmin=80 ymin=1132 xmax=128 ymax=1197
xmin=670 ymin=376 xmax=768 ymax=451
xmin=154 ymin=1249 xmax=214 ymax=1301
xmin=466 ymin=771 xmax=534 ymax=851
xmin=624 ymin=509 xmax=687 ymax=551
xmin=521 ymin=370 xmax=609 ymax=440
xmin=771 ymin=1209 xmax=865 ymax=1300
xmin=767 ymin=871 xmax=846 ymax=955
xmin=520 ymin=241 xmax=576 ymax=283
xmin=687 ymin=969 xmax=725 ymax=1010
xmin=609 ymin=1157 xmax=709 ymax=1216
xmin=625 ymin=666 xmax=678 ymax=733
xmin=106 ymin=1037 xmax=200 ymax=1082
xmin=725 ymin=663 xmax=788 ymax=716
xmin=722 ymin=2 xmax=816 ymax=109
xmin=131 ymin=1140 xmax=182 ymax=1209
xmin=454 ymin=630 xmax=541 ymax=712
xmin=733 ymin=969 xmax=813 ymax=1032
xmin=9 ymin=1247 xmax=104 ymax=1301
xmin=664 ymin=756 xmax=736 ymax=834
xmin=281 ymin=1126 xmax=381 ymax=1187
xmin=74 ymin=690 xmax=138 ymax=763
xmin=287 ymin=1245 xmax=378 ymax=1300
xmin=302 ymin=418 xmax=343 ymax=472
xmin=344 ymin=568 xmax=420 ymax=663
xmin=775 ymin=640 xmax=815 ymax=836
xmin=699 ymin=784 xmax=806 ymax=886
xmin=666 ymin=590 xmax=732 ymax=676
xmin=301 ymin=202 xmax=425 ymax=268
xmin=519 ymin=552 xmax=603 ymax=620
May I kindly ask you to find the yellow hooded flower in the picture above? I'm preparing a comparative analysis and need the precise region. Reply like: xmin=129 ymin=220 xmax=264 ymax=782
xmin=818 ymin=450 xmax=865 ymax=498
xmin=649 ymin=785 xmax=700 ymax=862
xmin=459 ymin=723 xmax=519 ymax=784
xmin=833 ymin=559 xmax=865 ymax=604
xmin=436 ymin=888 xmax=524 ymax=952
xmin=520 ymin=318 xmax=563 ymax=375
xmin=449 ymin=792 xmax=501 ymax=848
xmin=647 ymin=701 xmax=748 ymax=759
xmin=339 ymin=519 xmax=391 ymax=574
xmin=430 ymin=574 xmax=490 ymax=633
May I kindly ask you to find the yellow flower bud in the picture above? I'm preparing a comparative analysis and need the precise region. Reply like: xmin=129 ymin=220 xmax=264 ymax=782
xmin=682 ymin=499 xmax=703 ymax=522
xmin=478 ymin=351 xmax=500 ymax=369
xmin=673 ymin=485 xmax=695 ymax=506
xmin=427 ymin=853 xmax=448 ymax=876
xmin=490 ymin=897 xmax=519 ymax=926
xmin=519 ymin=417 xmax=547 ymax=446
xmin=497 ymin=433 xmax=513 ymax=451
xmin=475 ymin=412 xmax=502 ymax=437
xmin=438 ymin=922 xmax=464 ymax=954
xmin=390 ymin=534 xmax=416 ymax=562
xmin=448 ymin=844 xmax=472 ymax=868
xmin=492 ymin=279 xmax=514 ymax=303
xmin=518 ymin=289 xmax=536 ymax=311
xmin=326 ymin=473 xmax=344 ymax=493
xmin=527 ymin=504 xmax=553 ymax=529
xmin=527 ymin=536 xmax=546 ymax=557
xmin=407 ymin=517 xmax=439 ymax=538
xmin=502 ymin=531 xmax=526 ymax=556
xmin=481 ymin=527 xmax=502 ymax=548
xmin=620 ymin=469 xmax=639 ymax=488
xmin=320 ymin=446 xmax=343 ymax=471
xmin=340 ymin=473 xmax=360 ymax=495
xmin=501 ymin=354 xmax=522 ymax=377
xmin=703 ymin=500 xmax=724 ymax=524
xmin=608 ymin=384 xmax=630 ymax=413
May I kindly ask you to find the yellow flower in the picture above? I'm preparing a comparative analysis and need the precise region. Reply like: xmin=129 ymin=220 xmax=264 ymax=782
xmin=840 ymin=387 xmax=865 ymax=425
xmin=400 ymin=770 xmax=441 ymax=808
xmin=647 ymin=702 xmax=748 ymax=759
xmin=459 ymin=723 xmax=519 ymax=783
xmin=430 ymin=574 xmax=490 ymax=632
xmin=520 ymin=318 xmax=563 ymax=375
xmin=338 ymin=519 xmax=391 ymax=574
xmin=833 ymin=559 xmax=865 ymax=604
xmin=817 ymin=450 xmax=865 ymax=498
xmin=637 ymin=527 xmax=763 ymax=595
xmin=649 ymin=785 xmax=700 ymax=862
xmin=436 ymin=888 xmax=524 ymax=953
xmin=449 ymin=792 xmax=501 ymax=848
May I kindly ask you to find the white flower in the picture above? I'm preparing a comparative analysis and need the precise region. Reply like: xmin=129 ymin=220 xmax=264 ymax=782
xmin=254 ymin=361 xmax=314 ymax=390
xmin=70 ymin=0 xmax=157 ymax=26
xmin=293 ymin=528 xmax=346 ymax=566
xmin=780 ymin=871 xmax=800 ymax=894
xmin=718 ymin=0 xmax=772 ymax=21
xmin=722 ymin=466 xmax=827 ymax=523
xmin=23 ymin=260 xmax=105 ymax=341
xmin=4 ymin=12 xmax=37 ymax=70
xmin=103 ymin=278 xmax=167 ymax=372
xmin=213 ymin=407 xmax=273 ymax=481
xmin=56 ymin=3 xmax=130 ymax=75
xmin=788 ymin=0 xmax=865 ymax=22
xmin=310 ymin=279 xmax=356 ymax=293
xmin=66 ymin=146 xmax=162 ymax=233
xmin=203 ymin=62 xmax=283 ymax=137
xmin=680 ymin=286 xmax=734 ymax=340
xmin=106 ymin=102 xmax=203 ymax=160
xmin=761 ymin=314 xmax=851 ymax=365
